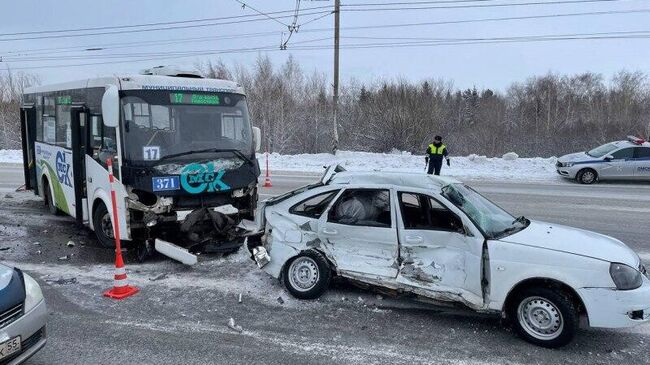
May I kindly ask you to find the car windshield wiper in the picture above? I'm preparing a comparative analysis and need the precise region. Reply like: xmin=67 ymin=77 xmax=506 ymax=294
xmin=512 ymin=215 xmax=529 ymax=226
xmin=157 ymin=148 xmax=254 ymax=165
xmin=495 ymin=216 xmax=529 ymax=239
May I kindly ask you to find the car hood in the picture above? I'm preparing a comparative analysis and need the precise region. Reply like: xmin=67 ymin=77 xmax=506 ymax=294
xmin=558 ymin=151 xmax=592 ymax=162
xmin=499 ymin=220 xmax=639 ymax=266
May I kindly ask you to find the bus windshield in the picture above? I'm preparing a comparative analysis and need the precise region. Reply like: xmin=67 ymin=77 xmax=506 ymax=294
xmin=121 ymin=91 xmax=253 ymax=163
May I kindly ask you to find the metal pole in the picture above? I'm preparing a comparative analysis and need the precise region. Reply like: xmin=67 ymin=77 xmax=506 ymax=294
xmin=332 ymin=0 xmax=340 ymax=154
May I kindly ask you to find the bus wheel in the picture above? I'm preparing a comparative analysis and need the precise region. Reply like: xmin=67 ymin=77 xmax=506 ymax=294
xmin=93 ymin=203 xmax=115 ymax=248
xmin=43 ymin=179 xmax=60 ymax=215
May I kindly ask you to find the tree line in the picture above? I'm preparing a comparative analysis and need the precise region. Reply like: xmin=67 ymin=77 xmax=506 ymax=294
xmin=2 ymin=56 xmax=648 ymax=157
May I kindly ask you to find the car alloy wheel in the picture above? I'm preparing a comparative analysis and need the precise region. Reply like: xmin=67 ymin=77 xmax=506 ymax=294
xmin=288 ymin=256 xmax=320 ymax=292
xmin=517 ymin=296 xmax=564 ymax=341
xmin=580 ymin=170 xmax=596 ymax=184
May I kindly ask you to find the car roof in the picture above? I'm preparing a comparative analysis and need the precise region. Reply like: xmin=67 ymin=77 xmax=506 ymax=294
xmin=612 ymin=140 xmax=650 ymax=148
xmin=327 ymin=170 xmax=460 ymax=190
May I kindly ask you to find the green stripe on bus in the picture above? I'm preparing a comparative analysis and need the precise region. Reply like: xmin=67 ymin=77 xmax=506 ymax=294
xmin=40 ymin=160 xmax=70 ymax=215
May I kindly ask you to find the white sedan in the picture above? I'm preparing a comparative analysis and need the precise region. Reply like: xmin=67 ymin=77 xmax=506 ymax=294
xmin=248 ymin=166 xmax=650 ymax=348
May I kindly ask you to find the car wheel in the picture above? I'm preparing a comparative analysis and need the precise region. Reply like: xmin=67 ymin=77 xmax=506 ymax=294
xmin=509 ymin=287 xmax=578 ymax=348
xmin=43 ymin=180 xmax=60 ymax=215
xmin=576 ymin=168 xmax=597 ymax=184
xmin=282 ymin=251 xmax=331 ymax=299
xmin=93 ymin=203 xmax=115 ymax=248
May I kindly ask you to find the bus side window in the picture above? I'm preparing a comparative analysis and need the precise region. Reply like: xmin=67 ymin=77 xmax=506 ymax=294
xmin=43 ymin=96 xmax=56 ymax=144
xmin=56 ymin=104 xmax=72 ymax=148
xmin=90 ymin=115 xmax=102 ymax=150
xmin=36 ymin=96 xmax=43 ymax=141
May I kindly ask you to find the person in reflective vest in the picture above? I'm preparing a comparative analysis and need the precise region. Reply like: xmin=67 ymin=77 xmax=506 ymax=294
xmin=425 ymin=135 xmax=450 ymax=175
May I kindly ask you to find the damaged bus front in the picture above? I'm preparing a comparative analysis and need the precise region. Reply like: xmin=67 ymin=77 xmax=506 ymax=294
xmin=21 ymin=70 xmax=261 ymax=261
xmin=118 ymin=78 xmax=261 ymax=257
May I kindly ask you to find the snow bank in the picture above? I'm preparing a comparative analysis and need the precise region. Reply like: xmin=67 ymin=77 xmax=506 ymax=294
xmin=259 ymin=150 xmax=559 ymax=182
xmin=1 ymin=148 xmax=559 ymax=182
xmin=0 ymin=150 xmax=22 ymax=164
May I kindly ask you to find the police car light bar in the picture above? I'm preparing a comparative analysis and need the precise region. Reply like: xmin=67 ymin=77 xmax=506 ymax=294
xmin=627 ymin=135 xmax=646 ymax=145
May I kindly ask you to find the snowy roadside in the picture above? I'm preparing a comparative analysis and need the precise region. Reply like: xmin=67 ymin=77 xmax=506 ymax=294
xmin=263 ymin=150 xmax=560 ymax=182
xmin=1 ymin=149 xmax=562 ymax=182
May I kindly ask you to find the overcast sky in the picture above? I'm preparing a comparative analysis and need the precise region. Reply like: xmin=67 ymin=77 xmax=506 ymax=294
xmin=1 ymin=0 xmax=649 ymax=91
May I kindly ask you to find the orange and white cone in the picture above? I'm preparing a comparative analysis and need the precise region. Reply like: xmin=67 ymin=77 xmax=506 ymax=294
xmin=103 ymin=158 xmax=139 ymax=300
xmin=104 ymin=253 xmax=139 ymax=300
xmin=262 ymin=152 xmax=272 ymax=188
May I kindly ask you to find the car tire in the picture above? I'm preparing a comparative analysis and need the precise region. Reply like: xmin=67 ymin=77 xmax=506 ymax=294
xmin=282 ymin=250 xmax=331 ymax=300
xmin=509 ymin=287 xmax=579 ymax=348
xmin=43 ymin=179 xmax=60 ymax=215
xmin=93 ymin=203 xmax=115 ymax=248
xmin=576 ymin=168 xmax=597 ymax=184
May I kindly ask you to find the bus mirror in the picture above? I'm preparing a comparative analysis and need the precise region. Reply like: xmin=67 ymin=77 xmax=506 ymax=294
xmin=253 ymin=126 xmax=261 ymax=152
xmin=101 ymin=85 xmax=120 ymax=128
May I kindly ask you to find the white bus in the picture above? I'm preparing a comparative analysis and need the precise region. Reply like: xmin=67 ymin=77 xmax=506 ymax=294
xmin=20 ymin=66 xmax=261 ymax=256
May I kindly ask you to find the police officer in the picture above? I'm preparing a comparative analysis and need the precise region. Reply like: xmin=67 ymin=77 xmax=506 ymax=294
xmin=425 ymin=135 xmax=450 ymax=175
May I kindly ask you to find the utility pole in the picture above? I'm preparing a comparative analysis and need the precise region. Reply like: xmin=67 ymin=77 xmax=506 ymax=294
xmin=332 ymin=0 xmax=340 ymax=154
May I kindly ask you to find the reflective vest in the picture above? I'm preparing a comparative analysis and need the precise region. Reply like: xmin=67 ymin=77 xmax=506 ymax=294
xmin=428 ymin=144 xmax=446 ymax=155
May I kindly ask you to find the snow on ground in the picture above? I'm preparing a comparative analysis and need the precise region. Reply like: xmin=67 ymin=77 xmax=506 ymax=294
xmin=261 ymin=150 xmax=559 ymax=182
xmin=0 ymin=149 xmax=22 ymax=164
xmin=1 ymin=148 xmax=560 ymax=182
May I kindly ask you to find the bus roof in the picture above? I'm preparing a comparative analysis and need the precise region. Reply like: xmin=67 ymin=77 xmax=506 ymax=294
xmin=24 ymin=74 xmax=245 ymax=95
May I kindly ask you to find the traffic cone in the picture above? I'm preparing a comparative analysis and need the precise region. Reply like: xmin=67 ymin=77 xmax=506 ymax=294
xmin=262 ymin=152 xmax=273 ymax=188
xmin=104 ymin=252 xmax=139 ymax=300
xmin=103 ymin=158 xmax=139 ymax=300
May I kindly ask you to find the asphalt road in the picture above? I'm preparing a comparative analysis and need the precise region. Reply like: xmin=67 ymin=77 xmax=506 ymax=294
xmin=1 ymin=166 xmax=649 ymax=365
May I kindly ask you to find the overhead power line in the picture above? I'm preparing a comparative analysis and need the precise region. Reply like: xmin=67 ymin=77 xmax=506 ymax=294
xmin=302 ymin=8 xmax=650 ymax=33
xmin=342 ymin=0 xmax=630 ymax=11
xmin=0 ymin=5 xmax=335 ymax=37
xmin=232 ymin=0 xmax=291 ymax=27
xmin=1 ymin=7 xmax=646 ymax=56
xmin=0 ymin=9 xmax=332 ymax=42
xmin=2 ymin=30 xmax=648 ymax=71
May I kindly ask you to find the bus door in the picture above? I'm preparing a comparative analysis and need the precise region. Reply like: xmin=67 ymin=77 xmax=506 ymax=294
xmin=70 ymin=106 xmax=89 ymax=225
xmin=20 ymin=107 xmax=38 ymax=194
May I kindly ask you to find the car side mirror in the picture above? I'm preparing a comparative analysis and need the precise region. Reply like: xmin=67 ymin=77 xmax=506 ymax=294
xmin=604 ymin=154 xmax=614 ymax=161
xmin=101 ymin=85 xmax=120 ymax=128
xmin=252 ymin=126 xmax=261 ymax=152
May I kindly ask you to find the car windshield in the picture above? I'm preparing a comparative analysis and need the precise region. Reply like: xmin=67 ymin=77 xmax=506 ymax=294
xmin=586 ymin=143 xmax=618 ymax=158
xmin=441 ymin=183 xmax=528 ymax=239
xmin=121 ymin=91 xmax=253 ymax=163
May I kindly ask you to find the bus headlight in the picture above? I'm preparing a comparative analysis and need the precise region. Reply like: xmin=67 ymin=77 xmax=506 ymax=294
xmin=610 ymin=263 xmax=643 ymax=290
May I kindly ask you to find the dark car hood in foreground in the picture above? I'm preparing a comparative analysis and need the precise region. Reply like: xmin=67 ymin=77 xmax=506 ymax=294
xmin=0 ymin=264 xmax=26 ymax=313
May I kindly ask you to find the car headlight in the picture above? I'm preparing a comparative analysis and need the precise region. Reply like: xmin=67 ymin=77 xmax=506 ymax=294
xmin=610 ymin=263 xmax=644 ymax=290
xmin=564 ymin=162 xmax=575 ymax=167
xmin=23 ymin=273 xmax=44 ymax=312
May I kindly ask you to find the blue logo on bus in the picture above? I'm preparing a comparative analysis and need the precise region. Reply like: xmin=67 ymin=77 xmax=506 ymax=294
xmin=55 ymin=151 xmax=72 ymax=187
xmin=180 ymin=163 xmax=230 ymax=194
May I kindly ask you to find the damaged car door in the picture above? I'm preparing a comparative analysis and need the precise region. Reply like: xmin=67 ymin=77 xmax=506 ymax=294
xmin=318 ymin=188 xmax=399 ymax=278
xmin=395 ymin=191 xmax=485 ymax=308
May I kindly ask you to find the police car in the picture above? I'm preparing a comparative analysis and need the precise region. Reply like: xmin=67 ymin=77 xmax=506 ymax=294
xmin=556 ymin=136 xmax=650 ymax=184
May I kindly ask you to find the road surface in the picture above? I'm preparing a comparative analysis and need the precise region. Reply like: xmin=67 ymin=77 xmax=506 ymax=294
xmin=1 ymin=166 xmax=649 ymax=365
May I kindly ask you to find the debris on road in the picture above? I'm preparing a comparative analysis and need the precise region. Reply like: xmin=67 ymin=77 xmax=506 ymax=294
xmin=66 ymin=240 xmax=75 ymax=247
xmin=0 ymin=247 xmax=10 ymax=251
xmin=154 ymin=239 xmax=197 ymax=266
xmin=276 ymin=296 xmax=284 ymax=305
xmin=46 ymin=277 xmax=78 ymax=285
xmin=227 ymin=318 xmax=243 ymax=333
xmin=148 ymin=273 xmax=168 ymax=282
xmin=33 ymin=242 xmax=41 ymax=246
xmin=58 ymin=255 xmax=71 ymax=261
xmin=238 ymin=293 xmax=243 ymax=303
